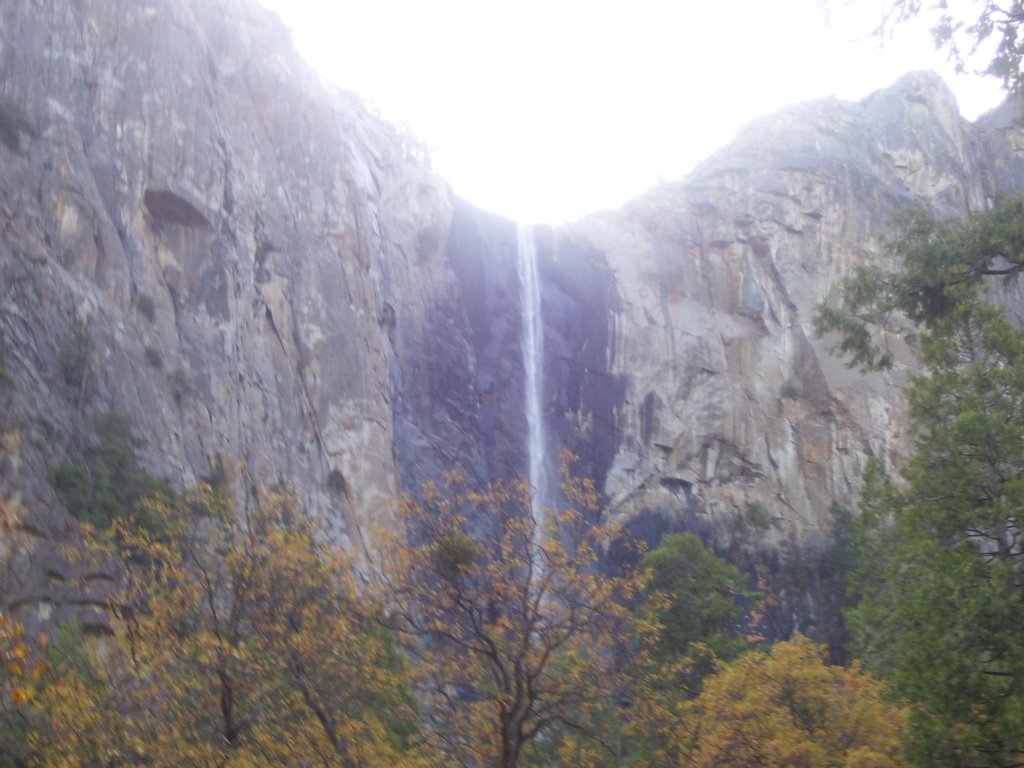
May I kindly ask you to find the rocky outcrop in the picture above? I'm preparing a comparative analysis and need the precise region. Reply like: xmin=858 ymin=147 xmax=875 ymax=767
xmin=0 ymin=0 xmax=450 ymax=630
xmin=3 ymin=0 xmax=1024 ymax=633
xmin=409 ymin=74 xmax=1024 ymax=562
xmin=577 ymin=74 xmax=1024 ymax=554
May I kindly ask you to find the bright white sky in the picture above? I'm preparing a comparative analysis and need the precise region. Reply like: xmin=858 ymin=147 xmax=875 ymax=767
xmin=258 ymin=0 xmax=1006 ymax=224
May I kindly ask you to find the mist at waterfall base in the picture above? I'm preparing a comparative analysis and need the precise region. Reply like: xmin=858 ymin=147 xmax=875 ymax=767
xmin=258 ymin=0 xmax=1005 ymax=224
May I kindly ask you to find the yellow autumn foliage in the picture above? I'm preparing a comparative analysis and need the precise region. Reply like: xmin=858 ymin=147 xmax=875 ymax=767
xmin=29 ymin=485 xmax=437 ymax=767
xmin=676 ymin=635 xmax=908 ymax=768
xmin=374 ymin=464 xmax=637 ymax=768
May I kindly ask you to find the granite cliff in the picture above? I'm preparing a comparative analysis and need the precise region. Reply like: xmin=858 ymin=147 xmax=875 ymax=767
xmin=2 ymin=0 xmax=1024 ymax=632
xmin=410 ymin=76 xmax=1024 ymax=561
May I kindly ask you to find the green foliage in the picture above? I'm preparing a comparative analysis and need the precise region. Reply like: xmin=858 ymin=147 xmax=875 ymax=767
xmin=47 ymin=620 xmax=97 ymax=684
xmin=26 ymin=487 xmax=432 ymax=766
xmin=846 ymin=305 xmax=1024 ymax=763
xmin=432 ymin=531 xmax=478 ymax=579
xmin=812 ymin=502 xmax=860 ymax=662
xmin=625 ymin=532 xmax=756 ymax=765
xmin=815 ymin=199 xmax=1024 ymax=370
xmin=637 ymin=532 xmax=752 ymax=669
xmin=819 ymin=200 xmax=1024 ymax=763
xmin=33 ymin=417 xmax=55 ymax=440
xmin=57 ymin=319 xmax=91 ymax=390
xmin=880 ymin=1 xmax=1024 ymax=93
xmin=50 ymin=412 xmax=170 ymax=532
xmin=732 ymin=500 xmax=774 ymax=545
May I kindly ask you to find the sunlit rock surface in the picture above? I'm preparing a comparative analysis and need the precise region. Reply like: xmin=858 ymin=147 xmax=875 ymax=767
xmin=3 ymin=0 xmax=1024 ymax=631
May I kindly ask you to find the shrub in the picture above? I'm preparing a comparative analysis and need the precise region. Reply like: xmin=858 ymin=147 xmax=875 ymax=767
xmin=203 ymin=455 xmax=229 ymax=491
xmin=744 ymin=501 xmax=773 ymax=530
xmin=432 ymin=532 xmax=478 ymax=580
xmin=733 ymin=501 xmax=774 ymax=543
xmin=50 ymin=412 xmax=170 ymax=531
xmin=327 ymin=468 xmax=347 ymax=496
xmin=58 ymin=320 xmax=91 ymax=390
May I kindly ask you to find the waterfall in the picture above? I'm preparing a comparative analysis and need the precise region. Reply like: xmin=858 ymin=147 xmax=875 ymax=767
xmin=517 ymin=223 xmax=550 ymax=524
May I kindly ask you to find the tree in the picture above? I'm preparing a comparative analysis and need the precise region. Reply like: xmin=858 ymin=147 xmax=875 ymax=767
xmin=374 ymin=467 xmax=636 ymax=768
xmin=818 ymin=203 xmax=1024 ymax=765
xmin=675 ymin=636 xmax=908 ymax=768
xmin=845 ymin=303 xmax=1024 ymax=767
xmin=50 ymin=412 xmax=170 ymax=531
xmin=0 ymin=612 xmax=47 ymax=767
xmin=624 ymin=532 xmax=754 ymax=766
xmin=635 ymin=532 xmax=751 ymax=673
xmin=30 ymin=485 xmax=431 ymax=767
xmin=878 ymin=1 xmax=1024 ymax=93
xmin=815 ymin=199 xmax=1024 ymax=371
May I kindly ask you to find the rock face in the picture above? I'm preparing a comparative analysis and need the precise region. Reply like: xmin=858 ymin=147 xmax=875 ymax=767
xmin=564 ymin=75 xmax=998 ymax=553
xmin=582 ymin=77 xmax=1024 ymax=555
xmin=3 ymin=0 xmax=1024 ymax=631
xmin=0 ymin=0 xmax=451 ymax=628
xmin=417 ymin=73 xmax=1024 ymax=560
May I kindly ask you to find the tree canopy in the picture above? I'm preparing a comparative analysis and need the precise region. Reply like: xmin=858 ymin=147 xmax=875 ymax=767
xmin=880 ymin=1 xmax=1024 ymax=93
xmin=24 ymin=485 xmax=431 ymax=767
xmin=0 ymin=611 xmax=47 ymax=766
xmin=818 ymin=200 xmax=1024 ymax=766
xmin=846 ymin=305 xmax=1024 ymax=766
xmin=623 ymin=531 xmax=754 ymax=766
xmin=635 ymin=531 xmax=751 ymax=670
xmin=374 ymin=468 xmax=636 ymax=768
xmin=814 ymin=199 xmax=1024 ymax=370
xmin=676 ymin=636 xmax=908 ymax=768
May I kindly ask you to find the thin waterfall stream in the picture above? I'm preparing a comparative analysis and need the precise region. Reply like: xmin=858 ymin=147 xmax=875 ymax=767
xmin=517 ymin=223 xmax=551 ymax=529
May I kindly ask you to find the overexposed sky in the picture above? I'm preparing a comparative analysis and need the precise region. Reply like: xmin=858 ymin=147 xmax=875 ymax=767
xmin=258 ymin=0 xmax=1006 ymax=224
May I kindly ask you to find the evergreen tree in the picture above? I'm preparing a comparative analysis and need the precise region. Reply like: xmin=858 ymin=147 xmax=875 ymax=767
xmin=819 ymin=202 xmax=1024 ymax=766
xmin=876 ymin=1 xmax=1024 ymax=94
xmin=848 ymin=303 xmax=1024 ymax=766
xmin=624 ymin=532 xmax=754 ymax=766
